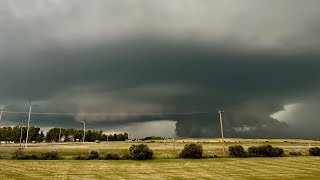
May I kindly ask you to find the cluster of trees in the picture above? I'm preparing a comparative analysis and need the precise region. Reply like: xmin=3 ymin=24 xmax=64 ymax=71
xmin=0 ymin=126 xmax=44 ymax=142
xmin=0 ymin=126 xmax=128 ymax=143
xmin=45 ymin=128 xmax=128 ymax=142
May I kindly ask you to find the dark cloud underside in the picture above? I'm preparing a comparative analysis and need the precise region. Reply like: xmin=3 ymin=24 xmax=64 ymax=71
xmin=1 ymin=1 xmax=320 ymax=138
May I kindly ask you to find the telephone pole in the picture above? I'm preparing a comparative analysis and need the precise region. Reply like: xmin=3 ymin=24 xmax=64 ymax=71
xmin=25 ymin=98 xmax=32 ymax=147
xmin=80 ymin=121 xmax=85 ymax=144
xmin=218 ymin=109 xmax=226 ymax=156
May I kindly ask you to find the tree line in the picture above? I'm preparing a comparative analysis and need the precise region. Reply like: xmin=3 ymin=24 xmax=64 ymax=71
xmin=45 ymin=128 xmax=128 ymax=142
xmin=0 ymin=126 xmax=44 ymax=142
xmin=0 ymin=126 xmax=128 ymax=142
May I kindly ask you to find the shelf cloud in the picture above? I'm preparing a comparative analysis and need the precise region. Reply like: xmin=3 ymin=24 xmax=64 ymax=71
xmin=1 ymin=1 xmax=320 ymax=138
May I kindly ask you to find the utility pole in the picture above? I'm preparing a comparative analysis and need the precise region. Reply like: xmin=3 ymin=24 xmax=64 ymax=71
xmin=20 ymin=120 xmax=25 ymax=147
xmin=218 ymin=109 xmax=226 ymax=156
xmin=80 ymin=121 xmax=85 ymax=144
xmin=25 ymin=98 xmax=32 ymax=147
xmin=59 ymin=127 xmax=62 ymax=143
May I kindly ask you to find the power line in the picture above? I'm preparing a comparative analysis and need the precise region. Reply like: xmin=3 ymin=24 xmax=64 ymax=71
xmin=1 ymin=111 xmax=212 ymax=116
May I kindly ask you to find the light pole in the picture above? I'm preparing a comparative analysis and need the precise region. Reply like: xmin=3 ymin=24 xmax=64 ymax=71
xmin=218 ymin=109 xmax=226 ymax=156
xmin=80 ymin=121 xmax=85 ymax=144
xmin=25 ymin=98 xmax=32 ymax=147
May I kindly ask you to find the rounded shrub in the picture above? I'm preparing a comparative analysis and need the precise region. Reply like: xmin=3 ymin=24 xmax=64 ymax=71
xmin=129 ymin=144 xmax=153 ymax=160
xmin=248 ymin=146 xmax=258 ymax=157
xmin=272 ymin=147 xmax=284 ymax=157
xmin=229 ymin=145 xmax=247 ymax=157
xmin=289 ymin=151 xmax=302 ymax=156
xmin=179 ymin=143 xmax=203 ymax=159
xmin=309 ymin=147 xmax=320 ymax=156
xmin=88 ymin=149 xmax=100 ymax=159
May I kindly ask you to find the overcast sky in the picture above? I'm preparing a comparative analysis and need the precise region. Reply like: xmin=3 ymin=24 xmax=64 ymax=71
xmin=1 ymin=0 xmax=320 ymax=138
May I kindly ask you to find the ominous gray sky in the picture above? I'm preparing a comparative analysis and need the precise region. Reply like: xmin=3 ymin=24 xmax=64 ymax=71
xmin=1 ymin=0 xmax=320 ymax=138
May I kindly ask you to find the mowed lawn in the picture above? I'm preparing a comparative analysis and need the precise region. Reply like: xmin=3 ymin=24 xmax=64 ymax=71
xmin=0 ymin=157 xmax=319 ymax=179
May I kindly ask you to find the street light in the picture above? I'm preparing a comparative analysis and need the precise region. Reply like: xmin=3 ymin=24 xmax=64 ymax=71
xmin=80 ymin=121 xmax=85 ymax=144
xmin=25 ymin=98 xmax=32 ymax=147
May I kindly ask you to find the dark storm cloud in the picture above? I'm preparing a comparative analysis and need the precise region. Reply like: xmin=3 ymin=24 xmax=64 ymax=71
xmin=1 ymin=1 xmax=320 ymax=138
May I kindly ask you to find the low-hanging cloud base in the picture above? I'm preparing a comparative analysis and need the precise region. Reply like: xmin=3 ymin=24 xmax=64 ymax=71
xmin=1 ymin=1 xmax=320 ymax=139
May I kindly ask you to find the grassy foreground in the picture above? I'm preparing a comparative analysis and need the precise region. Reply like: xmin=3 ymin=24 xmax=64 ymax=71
xmin=0 ymin=157 xmax=319 ymax=179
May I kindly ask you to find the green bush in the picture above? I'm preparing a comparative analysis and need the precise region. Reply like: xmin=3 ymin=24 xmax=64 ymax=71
xmin=309 ymin=147 xmax=320 ymax=156
xmin=179 ymin=143 xmax=203 ymax=159
xmin=104 ymin=153 xmax=120 ymax=160
xmin=229 ymin=145 xmax=247 ymax=157
xmin=15 ymin=153 xmax=41 ymax=160
xmin=12 ymin=150 xmax=60 ymax=160
xmin=88 ymin=149 xmax=100 ymax=159
xmin=73 ymin=155 xmax=89 ymax=160
xmin=248 ymin=145 xmax=284 ymax=157
xmin=12 ymin=149 xmax=39 ymax=160
xmin=272 ymin=147 xmax=284 ymax=157
xmin=40 ymin=151 xmax=60 ymax=160
xmin=129 ymin=144 xmax=153 ymax=160
xmin=289 ymin=151 xmax=302 ymax=156
xmin=120 ymin=151 xmax=132 ymax=160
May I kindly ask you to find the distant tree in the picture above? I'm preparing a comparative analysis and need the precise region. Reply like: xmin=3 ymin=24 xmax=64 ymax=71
xmin=37 ymin=131 xmax=45 ymax=142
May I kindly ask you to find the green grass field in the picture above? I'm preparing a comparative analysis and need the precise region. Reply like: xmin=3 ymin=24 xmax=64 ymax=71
xmin=0 ymin=138 xmax=319 ymax=179
xmin=0 ymin=157 xmax=319 ymax=179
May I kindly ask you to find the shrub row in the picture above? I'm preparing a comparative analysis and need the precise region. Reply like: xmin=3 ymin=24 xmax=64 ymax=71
xmin=248 ymin=145 xmax=284 ymax=157
xmin=13 ymin=150 xmax=60 ymax=160
xmin=73 ymin=144 xmax=154 ymax=160
xmin=229 ymin=145 xmax=284 ymax=157
xmin=73 ymin=151 xmax=121 ymax=160
xmin=13 ymin=144 xmax=320 ymax=160
xmin=74 ymin=143 xmax=204 ymax=160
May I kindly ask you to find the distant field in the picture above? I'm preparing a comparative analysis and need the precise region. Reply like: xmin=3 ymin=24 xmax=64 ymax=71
xmin=0 ymin=157 xmax=319 ymax=179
